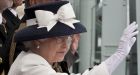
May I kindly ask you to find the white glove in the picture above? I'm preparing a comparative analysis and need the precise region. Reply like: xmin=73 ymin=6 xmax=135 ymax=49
xmin=118 ymin=21 xmax=138 ymax=55
xmin=104 ymin=22 xmax=139 ymax=74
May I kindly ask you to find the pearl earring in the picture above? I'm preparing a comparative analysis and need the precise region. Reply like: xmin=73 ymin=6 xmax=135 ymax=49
xmin=37 ymin=45 xmax=40 ymax=49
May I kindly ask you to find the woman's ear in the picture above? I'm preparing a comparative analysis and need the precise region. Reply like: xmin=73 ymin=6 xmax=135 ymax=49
xmin=33 ymin=40 xmax=40 ymax=47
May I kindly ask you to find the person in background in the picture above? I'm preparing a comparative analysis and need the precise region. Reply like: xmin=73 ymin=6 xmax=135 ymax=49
xmin=0 ymin=0 xmax=13 ymax=74
xmin=8 ymin=1 xmax=139 ymax=75
xmin=26 ymin=0 xmax=59 ymax=7
xmin=2 ymin=0 xmax=24 ymax=74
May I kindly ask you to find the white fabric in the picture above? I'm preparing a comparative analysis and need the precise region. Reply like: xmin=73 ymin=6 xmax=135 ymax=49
xmin=9 ymin=8 xmax=18 ymax=17
xmin=104 ymin=22 xmax=139 ymax=74
xmin=0 ymin=13 xmax=2 ymax=24
xmin=26 ymin=18 xmax=38 ymax=26
xmin=26 ymin=3 xmax=80 ymax=31
xmin=16 ymin=4 xmax=25 ymax=19
xmin=8 ymin=51 xmax=109 ymax=75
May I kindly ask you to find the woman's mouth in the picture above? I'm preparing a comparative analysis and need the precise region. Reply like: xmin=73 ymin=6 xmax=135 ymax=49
xmin=56 ymin=51 xmax=67 ymax=55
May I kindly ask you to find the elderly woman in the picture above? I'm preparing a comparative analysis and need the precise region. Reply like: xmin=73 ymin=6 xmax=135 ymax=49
xmin=8 ymin=1 xmax=138 ymax=75
xmin=25 ymin=0 xmax=80 ymax=73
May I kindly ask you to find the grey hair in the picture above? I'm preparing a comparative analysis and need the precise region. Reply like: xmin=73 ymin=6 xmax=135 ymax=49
xmin=23 ymin=41 xmax=36 ymax=52
xmin=66 ymin=36 xmax=72 ymax=50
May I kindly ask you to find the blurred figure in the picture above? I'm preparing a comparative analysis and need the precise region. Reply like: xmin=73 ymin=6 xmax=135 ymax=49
xmin=27 ymin=0 xmax=58 ymax=7
xmin=0 ymin=0 xmax=13 ymax=74
xmin=2 ymin=0 xmax=24 ymax=74
xmin=12 ymin=0 xmax=23 ymax=9
xmin=0 ymin=0 xmax=13 ymax=11
xmin=64 ymin=34 xmax=80 ymax=67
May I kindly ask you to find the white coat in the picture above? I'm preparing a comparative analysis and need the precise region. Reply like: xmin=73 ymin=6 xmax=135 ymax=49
xmin=8 ymin=51 xmax=109 ymax=75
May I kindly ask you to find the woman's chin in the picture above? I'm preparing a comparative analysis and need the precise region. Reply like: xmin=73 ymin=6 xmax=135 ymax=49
xmin=55 ymin=57 xmax=64 ymax=62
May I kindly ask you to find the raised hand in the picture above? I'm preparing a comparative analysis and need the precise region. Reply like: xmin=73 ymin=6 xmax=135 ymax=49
xmin=118 ymin=22 xmax=139 ymax=55
xmin=104 ymin=22 xmax=139 ymax=74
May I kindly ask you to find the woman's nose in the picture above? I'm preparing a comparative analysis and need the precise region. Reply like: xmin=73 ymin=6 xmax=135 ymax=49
xmin=61 ymin=40 xmax=67 ymax=49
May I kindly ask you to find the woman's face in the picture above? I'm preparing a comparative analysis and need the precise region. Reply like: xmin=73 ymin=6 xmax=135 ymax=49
xmin=36 ymin=35 xmax=72 ymax=63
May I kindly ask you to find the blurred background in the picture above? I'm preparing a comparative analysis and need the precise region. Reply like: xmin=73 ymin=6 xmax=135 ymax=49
xmin=16 ymin=0 xmax=140 ymax=75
